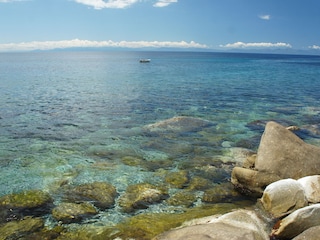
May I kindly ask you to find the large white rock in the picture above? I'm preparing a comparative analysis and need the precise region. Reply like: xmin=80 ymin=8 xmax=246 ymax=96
xmin=272 ymin=204 xmax=320 ymax=239
xmin=255 ymin=121 xmax=320 ymax=179
xmin=231 ymin=121 xmax=320 ymax=196
xmin=153 ymin=209 xmax=269 ymax=240
xmin=298 ymin=175 xmax=320 ymax=203
xmin=261 ymin=179 xmax=308 ymax=218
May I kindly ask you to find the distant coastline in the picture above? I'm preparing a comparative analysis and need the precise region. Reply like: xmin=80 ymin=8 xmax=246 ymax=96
xmin=0 ymin=46 xmax=319 ymax=56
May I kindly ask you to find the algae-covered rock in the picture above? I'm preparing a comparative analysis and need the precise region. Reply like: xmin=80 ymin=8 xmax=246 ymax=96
xmin=142 ymin=139 xmax=193 ymax=158
xmin=142 ymin=159 xmax=173 ymax=172
xmin=121 ymin=156 xmax=143 ymax=166
xmin=52 ymin=202 xmax=98 ymax=224
xmin=0 ymin=189 xmax=52 ymax=209
xmin=187 ymin=176 xmax=213 ymax=190
xmin=100 ymin=202 xmax=252 ymax=240
xmin=202 ymin=182 xmax=241 ymax=203
xmin=121 ymin=156 xmax=172 ymax=171
xmin=183 ymin=162 xmax=231 ymax=183
xmin=166 ymin=190 xmax=197 ymax=207
xmin=23 ymin=226 xmax=65 ymax=240
xmin=0 ymin=189 xmax=53 ymax=219
xmin=178 ymin=156 xmax=220 ymax=170
xmin=87 ymin=144 xmax=139 ymax=159
xmin=0 ymin=217 xmax=44 ymax=239
xmin=55 ymin=229 xmax=98 ymax=240
xmin=119 ymin=183 xmax=168 ymax=213
xmin=165 ymin=170 xmax=189 ymax=189
xmin=65 ymin=182 xmax=117 ymax=209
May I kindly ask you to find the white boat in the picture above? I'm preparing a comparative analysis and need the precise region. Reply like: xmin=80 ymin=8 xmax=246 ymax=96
xmin=139 ymin=59 xmax=151 ymax=63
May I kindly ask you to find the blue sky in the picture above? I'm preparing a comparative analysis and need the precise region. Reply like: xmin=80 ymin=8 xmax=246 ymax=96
xmin=1 ymin=0 xmax=320 ymax=52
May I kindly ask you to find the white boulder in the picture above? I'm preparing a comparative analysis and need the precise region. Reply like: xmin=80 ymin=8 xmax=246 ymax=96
xmin=260 ymin=179 xmax=308 ymax=218
xmin=297 ymin=175 xmax=320 ymax=203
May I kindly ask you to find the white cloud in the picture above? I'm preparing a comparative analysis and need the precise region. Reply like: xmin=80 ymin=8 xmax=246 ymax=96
xmin=309 ymin=45 xmax=320 ymax=50
xmin=153 ymin=0 xmax=177 ymax=7
xmin=2 ymin=0 xmax=177 ymax=8
xmin=0 ymin=39 xmax=208 ymax=51
xmin=0 ymin=0 xmax=28 ymax=2
xmin=220 ymin=41 xmax=292 ymax=49
xmin=259 ymin=14 xmax=271 ymax=20
xmin=74 ymin=0 xmax=140 ymax=9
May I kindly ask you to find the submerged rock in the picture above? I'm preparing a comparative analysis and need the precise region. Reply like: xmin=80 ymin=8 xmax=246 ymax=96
xmin=23 ymin=226 xmax=65 ymax=240
xmin=121 ymin=156 xmax=143 ymax=167
xmin=0 ymin=189 xmax=53 ymax=220
xmin=52 ymin=202 xmax=98 ymax=224
xmin=144 ymin=116 xmax=214 ymax=134
xmin=121 ymin=155 xmax=173 ymax=171
xmin=52 ymin=228 xmax=99 ymax=240
xmin=165 ymin=170 xmax=189 ymax=189
xmin=65 ymin=182 xmax=117 ymax=210
xmin=188 ymin=163 xmax=232 ymax=184
xmin=301 ymin=124 xmax=320 ymax=137
xmin=166 ymin=190 xmax=197 ymax=207
xmin=0 ymin=217 xmax=44 ymax=239
xmin=0 ymin=189 xmax=52 ymax=209
xmin=119 ymin=183 xmax=168 ymax=213
xmin=187 ymin=176 xmax=213 ymax=190
xmin=142 ymin=159 xmax=173 ymax=171
xmin=202 ymin=182 xmax=242 ymax=203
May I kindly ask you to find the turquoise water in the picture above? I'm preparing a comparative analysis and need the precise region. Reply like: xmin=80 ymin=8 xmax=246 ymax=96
xmin=1 ymin=51 xmax=320 ymax=226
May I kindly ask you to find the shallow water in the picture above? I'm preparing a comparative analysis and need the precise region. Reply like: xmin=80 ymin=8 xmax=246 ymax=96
xmin=1 ymin=51 xmax=320 ymax=231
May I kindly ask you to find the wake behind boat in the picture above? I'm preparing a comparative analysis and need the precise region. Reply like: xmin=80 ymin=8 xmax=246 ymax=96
xmin=139 ymin=59 xmax=151 ymax=63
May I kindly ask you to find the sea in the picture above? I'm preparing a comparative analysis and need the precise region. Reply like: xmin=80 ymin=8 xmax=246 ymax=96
xmin=1 ymin=51 xmax=320 ymax=230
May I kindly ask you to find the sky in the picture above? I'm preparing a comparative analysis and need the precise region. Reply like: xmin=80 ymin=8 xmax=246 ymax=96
xmin=0 ymin=0 xmax=320 ymax=52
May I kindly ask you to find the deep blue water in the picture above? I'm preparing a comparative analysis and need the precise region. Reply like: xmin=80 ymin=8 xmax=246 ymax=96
xmin=1 ymin=51 xmax=320 ymax=226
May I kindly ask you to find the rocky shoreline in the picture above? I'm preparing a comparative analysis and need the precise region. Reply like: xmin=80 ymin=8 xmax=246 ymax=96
xmin=1 ymin=119 xmax=320 ymax=239
xmin=155 ymin=121 xmax=320 ymax=240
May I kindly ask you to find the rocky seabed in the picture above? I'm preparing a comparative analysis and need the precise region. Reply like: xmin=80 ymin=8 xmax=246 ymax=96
xmin=1 ymin=120 xmax=320 ymax=239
